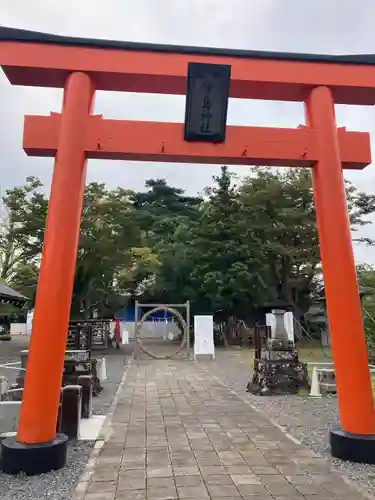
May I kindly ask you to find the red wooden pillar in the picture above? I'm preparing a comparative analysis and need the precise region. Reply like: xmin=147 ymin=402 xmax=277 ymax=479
xmin=115 ymin=316 xmax=121 ymax=348
xmin=1 ymin=72 xmax=95 ymax=475
xmin=306 ymin=86 xmax=375 ymax=461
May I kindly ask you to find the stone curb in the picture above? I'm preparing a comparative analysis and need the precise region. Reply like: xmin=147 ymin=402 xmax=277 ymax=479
xmin=72 ymin=354 xmax=133 ymax=500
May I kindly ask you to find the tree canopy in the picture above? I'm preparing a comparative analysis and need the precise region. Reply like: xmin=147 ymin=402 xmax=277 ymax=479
xmin=1 ymin=167 xmax=374 ymax=327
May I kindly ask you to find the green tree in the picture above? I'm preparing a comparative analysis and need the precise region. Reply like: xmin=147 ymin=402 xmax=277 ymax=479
xmin=186 ymin=166 xmax=268 ymax=319
xmin=1 ymin=178 xmax=144 ymax=317
xmin=130 ymin=178 xmax=202 ymax=304
xmin=0 ymin=176 xmax=47 ymax=283
xmin=132 ymin=178 xmax=202 ymax=241
xmin=357 ymin=264 xmax=375 ymax=362
xmin=239 ymin=168 xmax=375 ymax=332
xmin=239 ymin=169 xmax=319 ymax=329
xmin=72 ymin=183 xmax=142 ymax=318
xmin=4 ymin=171 xmax=375 ymax=326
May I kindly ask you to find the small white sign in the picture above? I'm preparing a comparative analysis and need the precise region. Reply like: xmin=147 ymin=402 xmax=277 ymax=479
xmin=26 ymin=310 xmax=34 ymax=335
xmin=194 ymin=315 xmax=215 ymax=360
xmin=122 ymin=329 xmax=129 ymax=345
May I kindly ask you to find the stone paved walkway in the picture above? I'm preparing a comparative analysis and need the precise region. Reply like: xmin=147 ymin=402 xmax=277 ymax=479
xmin=78 ymin=359 xmax=367 ymax=499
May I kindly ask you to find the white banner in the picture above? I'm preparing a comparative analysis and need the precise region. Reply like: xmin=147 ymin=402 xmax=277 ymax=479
xmin=194 ymin=315 xmax=215 ymax=360
xmin=283 ymin=311 xmax=294 ymax=342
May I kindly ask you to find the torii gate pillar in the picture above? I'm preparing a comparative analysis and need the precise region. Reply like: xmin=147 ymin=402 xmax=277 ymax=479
xmin=1 ymin=72 xmax=95 ymax=474
xmin=306 ymin=86 xmax=375 ymax=461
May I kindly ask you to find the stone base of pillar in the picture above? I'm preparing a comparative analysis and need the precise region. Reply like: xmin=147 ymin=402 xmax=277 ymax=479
xmin=1 ymin=433 xmax=68 ymax=475
xmin=330 ymin=428 xmax=375 ymax=464
xmin=246 ymin=339 xmax=309 ymax=395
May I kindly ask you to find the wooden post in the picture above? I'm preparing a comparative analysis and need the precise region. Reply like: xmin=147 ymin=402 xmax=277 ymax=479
xmin=186 ymin=300 xmax=191 ymax=355
xmin=306 ymin=86 xmax=375 ymax=435
xmin=17 ymin=72 xmax=94 ymax=444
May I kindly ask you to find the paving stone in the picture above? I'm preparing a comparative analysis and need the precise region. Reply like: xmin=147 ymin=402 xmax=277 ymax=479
xmin=85 ymin=493 xmax=116 ymax=500
xmin=236 ymin=484 xmax=271 ymax=496
xmin=115 ymin=491 xmax=146 ymax=500
xmin=258 ymin=474 xmax=290 ymax=485
xmin=271 ymin=497 xmax=304 ymax=500
xmin=118 ymin=469 xmax=146 ymax=479
xmin=231 ymin=474 xmax=261 ymax=485
xmin=196 ymin=457 xmax=222 ymax=467
xmin=274 ymin=464 xmax=306 ymax=475
xmin=175 ymin=475 xmax=203 ymax=487
xmin=147 ymin=466 xmax=173 ymax=478
xmin=302 ymin=497 xmax=336 ymax=500
xmin=285 ymin=474 xmax=315 ymax=484
xmin=96 ymin=455 xmax=122 ymax=466
xmin=91 ymin=461 xmax=119 ymax=473
xmin=205 ymin=474 xmax=233 ymax=485
xmin=241 ymin=495 xmax=273 ymax=499
xmin=218 ymin=451 xmax=246 ymax=465
xmin=265 ymin=483 xmax=300 ymax=496
xmin=147 ymin=477 xmax=175 ymax=489
xmin=100 ymin=447 xmax=124 ymax=457
xmin=171 ymin=458 xmax=197 ymax=466
xmin=250 ymin=466 xmax=277 ymax=475
xmin=199 ymin=465 xmax=227 ymax=475
xmin=120 ymin=462 xmax=146 ymax=471
xmin=117 ymin=477 xmax=146 ymax=490
xmin=225 ymin=465 xmax=253 ymax=475
xmin=147 ymin=486 xmax=178 ymax=499
xmin=122 ymin=449 xmax=145 ymax=462
xmin=91 ymin=470 xmax=119 ymax=482
xmin=207 ymin=484 xmax=241 ymax=497
xmin=86 ymin=480 xmax=117 ymax=493
xmin=172 ymin=466 xmax=200 ymax=476
xmin=295 ymin=482 xmax=332 ymax=495
xmin=177 ymin=484 xmax=210 ymax=498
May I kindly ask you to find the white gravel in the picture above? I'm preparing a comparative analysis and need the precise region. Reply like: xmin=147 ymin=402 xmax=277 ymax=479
xmin=201 ymin=349 xmax=375 ymax=498
xmin=0 ymin=440 xmax=94 ymax=500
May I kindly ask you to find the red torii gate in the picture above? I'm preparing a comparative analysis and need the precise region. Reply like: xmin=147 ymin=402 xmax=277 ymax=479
xmin=1 ymin=26 xmax=375 ymax=473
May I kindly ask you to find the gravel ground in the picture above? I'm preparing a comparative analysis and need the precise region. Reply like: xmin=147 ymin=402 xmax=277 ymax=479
xmin=0 ymin=336 xmax=130 ymax=500
xmin=200 ymin=348 xmax=375 ymax=498
xmin=0 ymin=440 xmax=94 ymax=500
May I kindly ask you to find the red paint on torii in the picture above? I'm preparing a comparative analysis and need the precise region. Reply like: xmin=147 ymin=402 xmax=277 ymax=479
xmin=0 ymin=27 xmax=374 ymax=465
xmin=23 ymin=114 xmax=371 ymax=169
xmin=3 ymin=35 xmax=375 ymax=105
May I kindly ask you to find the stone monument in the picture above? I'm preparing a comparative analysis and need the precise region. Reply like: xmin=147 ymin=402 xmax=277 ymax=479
xmin=247 ymin=309 xmax=309 ymax=395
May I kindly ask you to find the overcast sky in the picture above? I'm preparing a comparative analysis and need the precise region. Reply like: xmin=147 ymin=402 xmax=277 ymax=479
xmin=1 ymin=1 xmax=375 ymax=264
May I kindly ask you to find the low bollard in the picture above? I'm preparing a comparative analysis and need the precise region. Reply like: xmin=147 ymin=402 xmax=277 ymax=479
xmin=77 ymin=375 xmax=93 ymax=419
xmin=0 ymin=376 xmax=8 ymax=397
xmin=56 ymin=388 xmax=63 ymax=433
xmin=98 ymin=357 xmax=107 ymax=382
xmin=61 ymin=385 xmax=82 ymax=439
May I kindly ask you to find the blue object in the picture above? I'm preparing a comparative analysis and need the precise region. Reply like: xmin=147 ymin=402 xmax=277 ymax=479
xmin=115 ymin=306 xmax=173 ymax=322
